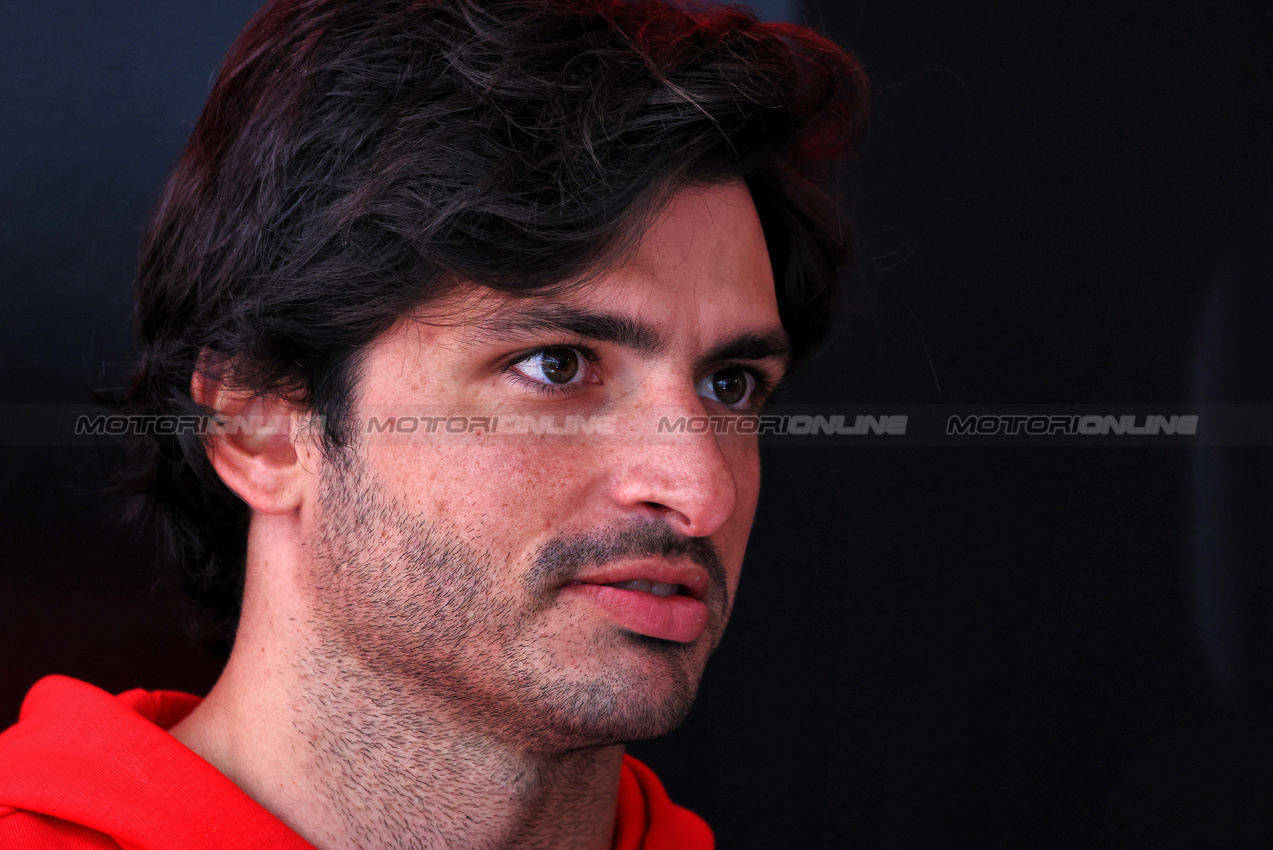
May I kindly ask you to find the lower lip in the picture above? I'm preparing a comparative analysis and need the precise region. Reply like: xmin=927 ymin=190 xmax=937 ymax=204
xmin=562 ymin=583 xmax=709 ymax=643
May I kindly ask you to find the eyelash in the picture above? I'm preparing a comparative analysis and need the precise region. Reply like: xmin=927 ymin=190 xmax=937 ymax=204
xmin=503 ymin=343 xmax=778 ymax=408
xmin=503 ymin=343 xmax=602 ymax=397
xmin=736 ymin=369 xmax=777 ymax=409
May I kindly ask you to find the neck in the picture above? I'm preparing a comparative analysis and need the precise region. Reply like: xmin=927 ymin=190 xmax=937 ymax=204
xmin=174 ymin=630 xmax=623 ymax=850
xmin=170 ymin=530 xmax=623 ymax=850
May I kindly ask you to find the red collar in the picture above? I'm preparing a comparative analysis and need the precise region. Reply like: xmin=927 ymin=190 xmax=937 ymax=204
xmin=0 ymin=676 xmax=712 ymax=850
xmin=0 ymin=675 xmax=315 ymax=849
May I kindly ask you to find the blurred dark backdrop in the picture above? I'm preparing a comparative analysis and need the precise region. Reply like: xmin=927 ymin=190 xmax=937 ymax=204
xmin=3 ymin=2 xmax=1272 ymax=847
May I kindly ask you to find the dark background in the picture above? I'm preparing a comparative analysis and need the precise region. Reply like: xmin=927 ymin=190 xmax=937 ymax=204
xmin=3 ymin=2 xmax=1272 ymax=847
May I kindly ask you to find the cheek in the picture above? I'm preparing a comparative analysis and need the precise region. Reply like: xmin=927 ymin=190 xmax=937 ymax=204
xmin=735 ymin=441 xmax=763 ymax=515
xmin=367 ymin=442 xmax=599 ymax=547
xmin=717 ymin=439 xmax=762 ymax=589
xmin=725 ymin=434 xmax=762 ymax=519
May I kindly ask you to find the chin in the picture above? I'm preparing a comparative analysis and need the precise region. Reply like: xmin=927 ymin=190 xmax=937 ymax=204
xmin=537 ymin=691 xmax=699 ymax=751
xmin=519 ymin=660 xmax=704 ymax=751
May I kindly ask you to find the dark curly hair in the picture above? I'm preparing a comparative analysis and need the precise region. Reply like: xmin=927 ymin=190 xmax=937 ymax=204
xmin=118 ymin=0 xmax=869 ymax=656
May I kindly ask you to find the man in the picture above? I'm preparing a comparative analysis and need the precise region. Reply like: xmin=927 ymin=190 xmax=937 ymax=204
xmin=0 ymin=0 xmax=867 ymax=846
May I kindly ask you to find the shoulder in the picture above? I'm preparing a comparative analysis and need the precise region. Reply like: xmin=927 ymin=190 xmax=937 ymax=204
xmin=0 ymin=676 xmax=182 ymax=850
xmin=0 ymin=805 xmax=122 ymax=849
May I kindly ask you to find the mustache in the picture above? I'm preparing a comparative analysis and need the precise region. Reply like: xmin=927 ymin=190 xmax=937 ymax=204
xmin=528 ymin=518 xmax=728 ymax=600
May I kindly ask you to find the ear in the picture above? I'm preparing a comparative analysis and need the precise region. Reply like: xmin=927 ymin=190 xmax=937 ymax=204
xmin=191 ymin=370 xmax=319 ymax=515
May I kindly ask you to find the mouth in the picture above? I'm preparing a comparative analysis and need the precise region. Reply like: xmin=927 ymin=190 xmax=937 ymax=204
xmin=567 ymin=560 xmax=711 ymax=600
xmin=561 ymin=561 xmax=713 ymax=643
xmin=594 ymin=579 xmax=691 ymax=598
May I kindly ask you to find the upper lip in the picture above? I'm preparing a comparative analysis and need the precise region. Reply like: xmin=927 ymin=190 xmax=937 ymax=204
xmin=568 ymin=559 xmax=711 ymax=599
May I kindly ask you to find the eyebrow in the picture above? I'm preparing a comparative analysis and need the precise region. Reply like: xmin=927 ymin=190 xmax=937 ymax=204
xmin=470 ymin=305 xmax=666 ymax=354
xmin=470 ymin=304 xmax=791 ymax=371
xmin=696 ymin=330 xmax=792 ymax=376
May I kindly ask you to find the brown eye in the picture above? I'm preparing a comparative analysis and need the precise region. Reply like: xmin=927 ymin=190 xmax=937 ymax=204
xmin=704 ymin=367 xmax=753 ymax=407
xmin=539 ymin=347 xmax=579 ymax=383
xmin=513 ymin=346 xmax=584 ymax=386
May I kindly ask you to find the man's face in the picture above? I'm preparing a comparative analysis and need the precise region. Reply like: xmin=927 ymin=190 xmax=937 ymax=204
xmin=299 ymin=181 xmax=788 ymax=748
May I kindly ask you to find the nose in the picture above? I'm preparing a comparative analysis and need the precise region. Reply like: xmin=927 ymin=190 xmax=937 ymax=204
xmin=607 ymin=392 xmax=740 ymax=539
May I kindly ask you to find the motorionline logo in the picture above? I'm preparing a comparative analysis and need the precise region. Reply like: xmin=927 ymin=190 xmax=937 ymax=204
xmin=945 ymin=414 xmax=1198 ymax=436
xmin=74 ymin=413 xmax=315 ymax=437
xmin=71 ymin=411 xmax=915 ymax=439
xmin=657 ymin=414 xmax=908 ymax=435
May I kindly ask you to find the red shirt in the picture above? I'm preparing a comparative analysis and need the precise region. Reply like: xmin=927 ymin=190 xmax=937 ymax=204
xmin=0 ymin=676 xmax=713 ymax=849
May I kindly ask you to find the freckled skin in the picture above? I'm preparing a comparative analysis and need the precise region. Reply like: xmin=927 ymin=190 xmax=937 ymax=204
xmin=302 ymin=182 xmax=777 ymax=748
xmin=173 ymin=181 xmax=786 ymax=850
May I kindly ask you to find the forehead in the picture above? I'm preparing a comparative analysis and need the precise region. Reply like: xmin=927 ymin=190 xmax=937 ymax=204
xmin=447 ymin=180 xmax=780 ymax=344
xmin=622 ymin=179 xmax=774 ymax=304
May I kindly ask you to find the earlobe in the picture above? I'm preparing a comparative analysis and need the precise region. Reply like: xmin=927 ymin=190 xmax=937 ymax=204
xmin=190 ymin=371 xmax=315 ymax=516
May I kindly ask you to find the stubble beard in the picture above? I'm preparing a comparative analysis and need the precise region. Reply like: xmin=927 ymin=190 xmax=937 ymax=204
xmin=303 ymin=447 xmax=730 ymax=752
